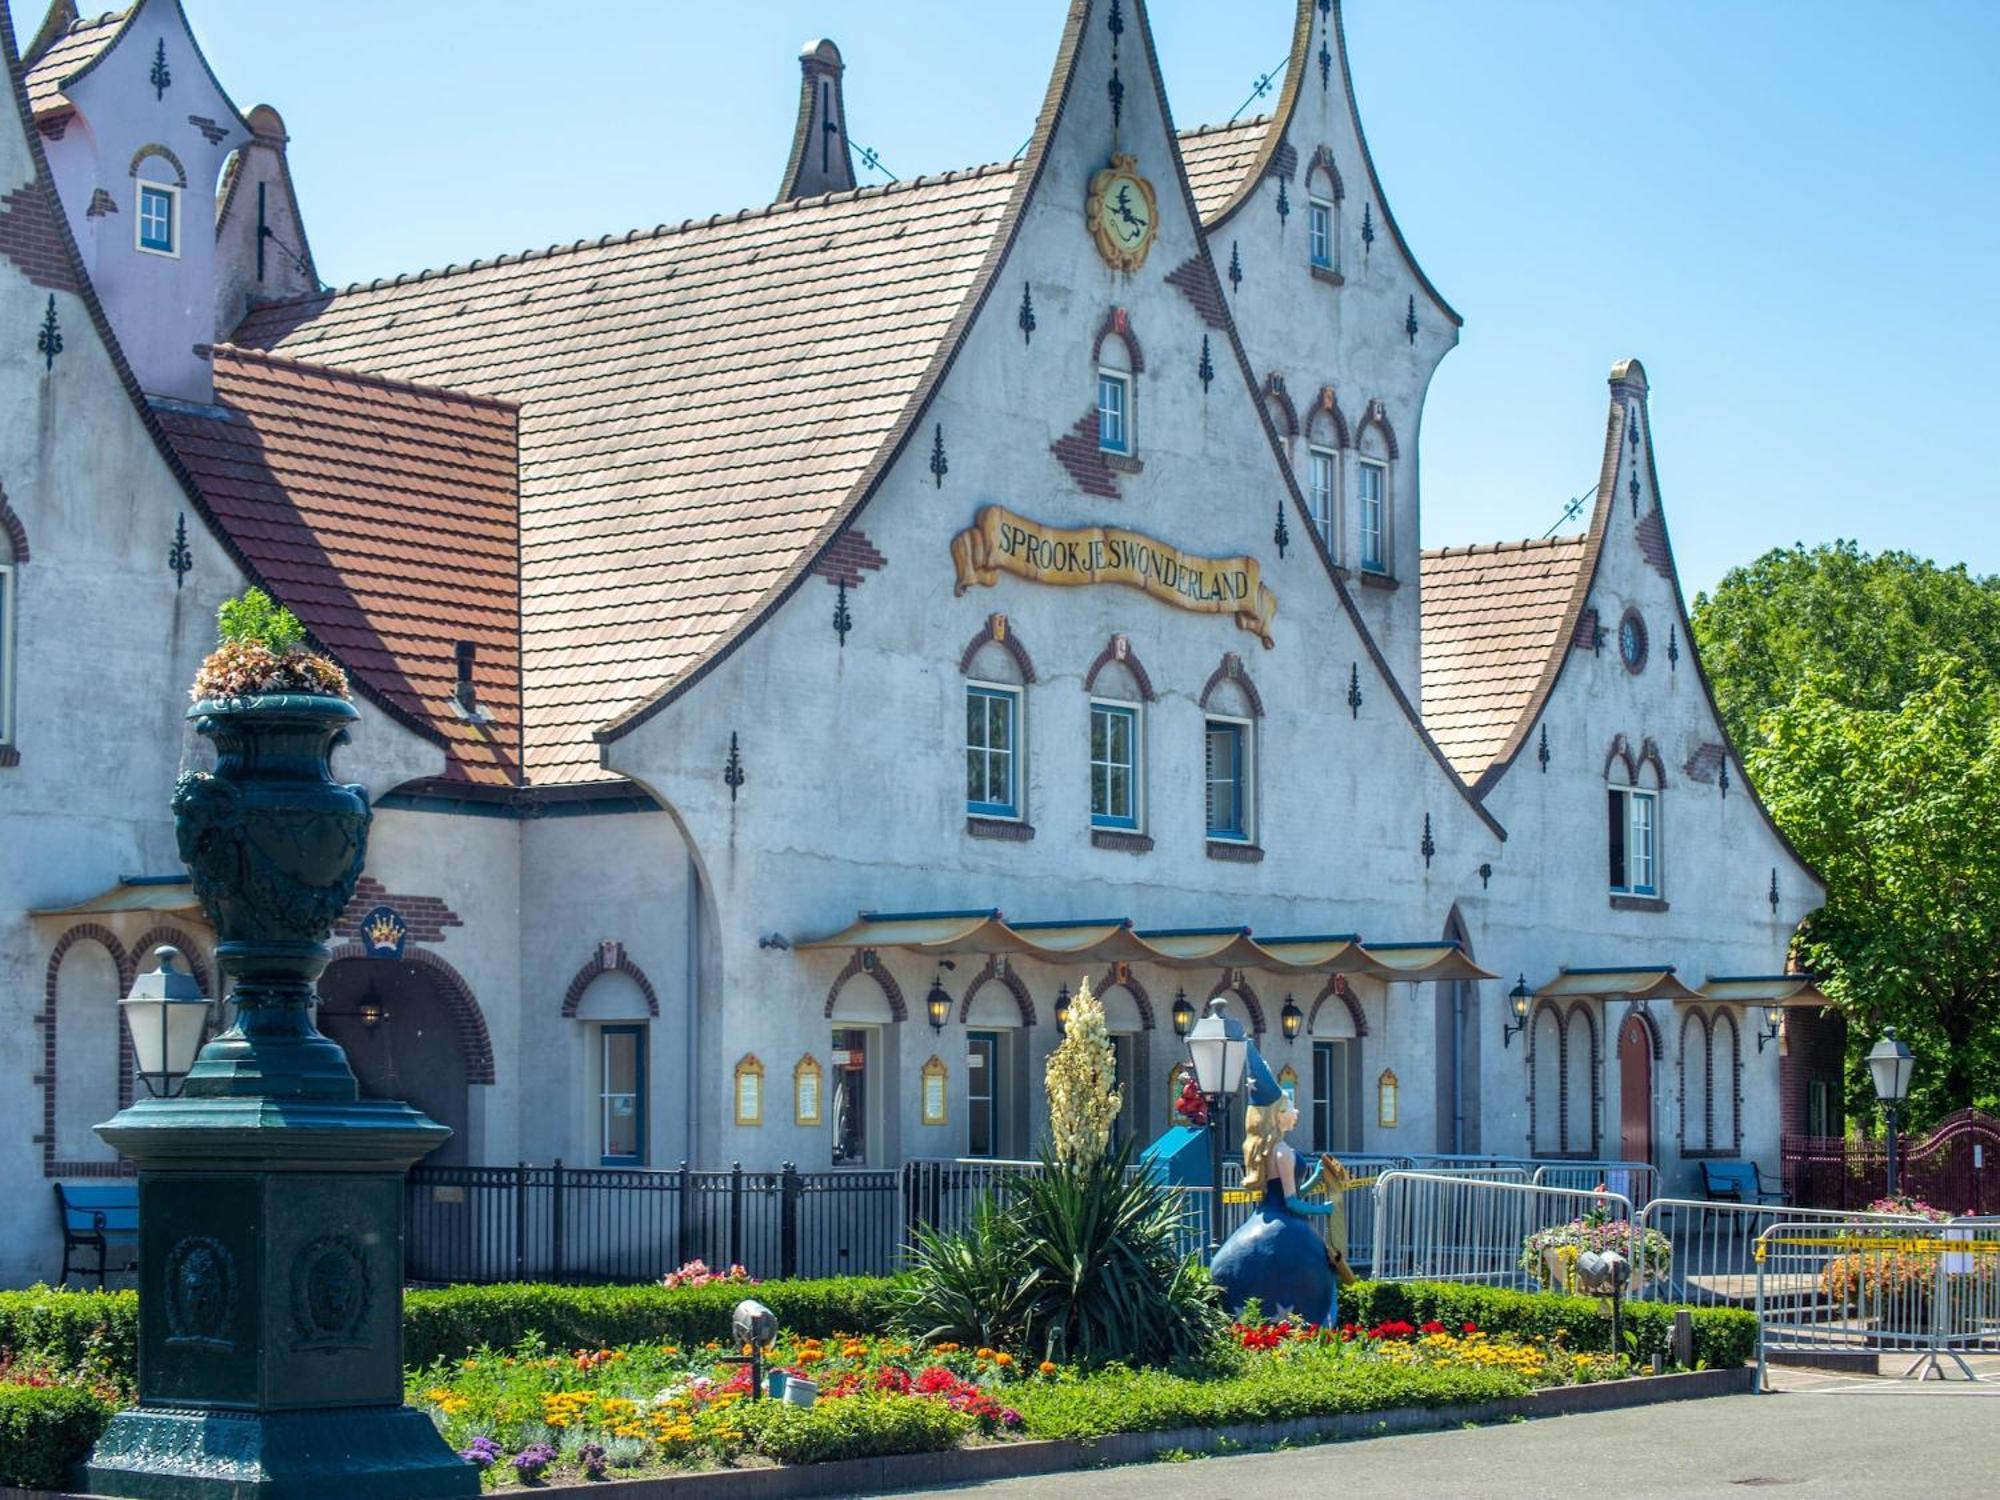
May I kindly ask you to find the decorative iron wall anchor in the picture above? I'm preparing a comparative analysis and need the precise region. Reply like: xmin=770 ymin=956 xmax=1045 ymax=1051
xmin=929 ymin=424 xmax=949 ymax=487
xmin=724 ymin=733 xmax=746 ymax=801
xmin=168 ymin=513 xmax=192 ymax=588
xmin=37 ymin=295 xmax=62 ymax=371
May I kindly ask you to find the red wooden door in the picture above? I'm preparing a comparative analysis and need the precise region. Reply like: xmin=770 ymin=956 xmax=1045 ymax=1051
xmin=1619 ymin=1015 xmax=1653 ymax=1164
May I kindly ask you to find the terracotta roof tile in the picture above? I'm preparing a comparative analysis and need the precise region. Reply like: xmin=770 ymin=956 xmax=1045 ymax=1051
xmin=1178 ymin=117 xmax=1269 ymax=222
xmin=157 ymin=348 xmax=522 ymax=785
xmin=1419 ymin=534 xmax=1590 ymax=783
xmin=234 ymin=165 xmax=1017 ymax=783
xmin=24 ymin=10 xmax=127 ymax=117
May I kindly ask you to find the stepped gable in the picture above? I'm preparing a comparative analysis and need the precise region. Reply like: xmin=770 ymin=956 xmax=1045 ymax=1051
xmin=1420 ymin=534 xmax=1590 ymax=782
xmin=158 ymin=347 xmax=522 ymax=785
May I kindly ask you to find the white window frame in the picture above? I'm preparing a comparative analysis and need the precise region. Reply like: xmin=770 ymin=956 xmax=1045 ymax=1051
xmin=135 ymin=181 xmax=180 ymax=258
xmin=1097 ymin=368 xmax=1132 ymax=455
xmin=0 ymin=557 xmax=14 ymax=747
xmin=1089 ymin=697 xmax=1143 ymax=832
xmin=1306 ymin=446 xmax=1339 ymax=557
xmin=596 ymin=1022 xmax=646 ymax=1166
xmin=965 ymin=680 xmax=1023 ymax=821
xmin=1357 ymin=458 xmax=1388 ymax=573
xmin=1307 ymin=196 xmax=1335 ymax=269
xmin=1609 ymin=786 xmax=1660 ymax=896
xmin=1203 ymin=714 xmax=1254 ymax=844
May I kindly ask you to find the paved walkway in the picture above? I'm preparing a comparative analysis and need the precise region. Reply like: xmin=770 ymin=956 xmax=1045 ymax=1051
xmin=887 ymin=1371 xmax=2000 ymax=1499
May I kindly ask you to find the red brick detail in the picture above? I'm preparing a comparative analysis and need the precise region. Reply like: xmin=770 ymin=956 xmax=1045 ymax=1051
xmin=336 ymin=877 xmax=463 ymax=945
xmin=1208 ymin=974 xmax=1266 ymax=1036
xmin=1572 ymin=607 xmax=1600 ymax=652
xmin=326 ymin=942 xmax=496 ymax=1084
xmin=1268 ymin=140 xmax=1299 ymax=183
xmin=959 ymin=955 xmax=1034 ymax=1026
xmin=825 ymin=950 xmax=907 ymax=1023
xmin=1307 ymin=977 xmax=1369 ymax=1038
xmin=1306 ymin=385 xmax=1350 ymax=448
xmin=1622 ymin=1001 xmax=1665 ymax=1063
xmin=813 ymin=528 xmax=886 ymax=588
xmin=1091 ymin=307 xmax=1145 ymax=374
xmin=1164 ymin=254 xmax=1229 ymax=330
xmin=1682 ymin=742 xmax=1728 ymax=785
xmin=1603 ymin=732 xmax=1666 ymax=787
xmin=1095 ymin=969 xmax=1155 ymax=1031
xmin=0 ymin=181 xmax=80 ymax=293
xmin=1199 ymin=652 xmax=1265 ymax=718
xmin=958 ymin=614 xmax=1037 ymax=684
xmin=1083 ymin=634 xmax=1157 ymax=702
xmin=1 ymin=481 xmax=28 ymax=562
xmin=38 ymin=925 xmax=135 ymax=1178
xmin=85 ymin=188 xmax=116 ymax=218
xmin=559 ymin=943 xmax=662 ymax=1018
xmin=1357 ymin=398 xmax=1400 ymax=459
xmin=37 ymin=116 xmax=69 ymax=142
xmin=127 ymin=143 xmax=187 ymax=188
xmin=187 ymin=115 xmax=229 ymax=146
xmin=1051 ymin=410 xmax=1122 ymax=500
xmin=0 ymin=747 xmax=18 ymax=768
xmin=1635 ymin=505 xmax=1673 ymax=580
xmin=1263 ymin=374 xmax=1299 ymax=439
xmin=1307 ymin=145 xmax=1344 ymax=201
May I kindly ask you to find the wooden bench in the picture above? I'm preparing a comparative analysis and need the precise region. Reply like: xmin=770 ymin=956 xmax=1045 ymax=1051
xmin=1701 ymin=1159 xmax=1784 ymax=1205
xmin=54 ymin=1182 xmax=139 ymax=1288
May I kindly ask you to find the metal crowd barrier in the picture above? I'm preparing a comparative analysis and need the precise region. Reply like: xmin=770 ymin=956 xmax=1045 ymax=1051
xmin=1532 ymin=1161 xmax=1658 ymax=1208
xmin=1755 ymin=1218 xmax=2000 ymax=1387
xmin=1370 ymin=1171 xmax=1637 ymax=1290
xmin=1635 ymin=1199 xmax=1926 ymax=1307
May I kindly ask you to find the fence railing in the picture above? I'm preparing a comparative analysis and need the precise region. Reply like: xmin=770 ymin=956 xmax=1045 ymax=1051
xmin=1635 ymin=1198 xmax=1927 ymax=1308
xmin=1369 ymin=1172 xmax=1636 ymax=1291
xmin=1755 ymin=1218 xmax=2000 ymax=1387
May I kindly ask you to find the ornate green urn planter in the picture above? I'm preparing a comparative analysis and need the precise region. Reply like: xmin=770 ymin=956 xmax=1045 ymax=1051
xmin=85 ymin=695 xmax=476 ymax=1499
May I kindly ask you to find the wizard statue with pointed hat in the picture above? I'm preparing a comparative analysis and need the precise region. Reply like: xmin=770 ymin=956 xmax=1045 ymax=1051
xmin=1208 ymin=1041 xmax=1358 ymax=1325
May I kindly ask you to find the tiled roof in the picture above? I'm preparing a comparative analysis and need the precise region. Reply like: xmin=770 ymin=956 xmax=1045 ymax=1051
xmin=234 ymin=164 xmax=1020 ymax=783
xmin=157 ymin=347 xmax=522 ymax=786
xmin=1179 ymin=116 xmax=1270 ymax=221
xmin=24 ymin=10 xmax=127 ymax=116
xmin=1419 ymin=534 xmax=1591 ymax=784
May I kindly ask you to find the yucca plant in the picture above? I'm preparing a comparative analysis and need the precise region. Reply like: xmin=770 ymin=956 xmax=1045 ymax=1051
xmin=895 ymin=1197 xmax=1037 ymax=1351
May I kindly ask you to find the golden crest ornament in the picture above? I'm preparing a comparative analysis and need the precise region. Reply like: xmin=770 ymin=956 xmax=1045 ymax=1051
xmin=1086 ymin=153 xmax=1159 ymax=271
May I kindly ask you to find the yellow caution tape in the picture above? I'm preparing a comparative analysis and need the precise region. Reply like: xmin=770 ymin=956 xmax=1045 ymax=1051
xmin=1763 ymin=1234 xmax=2000 ymax=1255
xmin=1220 ymin=1176 xmax=1380 ymax=1206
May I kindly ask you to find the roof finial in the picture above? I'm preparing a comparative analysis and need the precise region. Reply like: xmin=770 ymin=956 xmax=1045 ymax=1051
xmin=777 ymin=40 xmax=857 ymax=202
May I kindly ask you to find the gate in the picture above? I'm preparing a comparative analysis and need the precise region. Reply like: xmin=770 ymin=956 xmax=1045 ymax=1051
xmin=1783 ymin=1109 xmax=2000 ymax=1213
xmin=1755 ymin=1219 xmax=2000 ymax=1387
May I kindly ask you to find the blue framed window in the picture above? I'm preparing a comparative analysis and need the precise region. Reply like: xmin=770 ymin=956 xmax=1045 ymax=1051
xmin=136 ymin=184 xmax=176 ymax=255
xmin=1089 ymin=701 xmax=1140 ymax=830
xmin=1608 ymin=787 xmax=1659 ymax=896
xmin=599 ymin=1024 xmax=645 ymax=1165
xmin=1097 ymin=370 xmax=1130 ymax=454
xmin=1358 ymin=460 xmax=1386 ymax=571
xmin=1205 ymin=718 xmax=1249 ymax=840
xmin=1307 ymin=448 xmax=1337 ymax=553
xmin=1308 ymin=198 xmax=1334 ymax=269
xmin=965 ymin=684 xmax=1020 ymax=818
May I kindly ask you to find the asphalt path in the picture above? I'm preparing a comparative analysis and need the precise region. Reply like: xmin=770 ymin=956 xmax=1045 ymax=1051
xmin=881 ymin=1382 xmax=2000 ymax=1499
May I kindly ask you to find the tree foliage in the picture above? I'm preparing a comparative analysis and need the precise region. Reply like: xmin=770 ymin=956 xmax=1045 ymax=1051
xmin=1695 ymin=543 xmax=2000 ymax=1127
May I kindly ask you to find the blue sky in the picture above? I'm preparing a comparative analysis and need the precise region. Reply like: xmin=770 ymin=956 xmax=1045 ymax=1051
xmin=18 ymin=1 xmax=1994 ymax=597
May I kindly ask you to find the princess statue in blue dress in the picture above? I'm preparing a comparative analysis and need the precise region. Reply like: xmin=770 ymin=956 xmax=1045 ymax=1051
xmin=1208 ymin=1044 xmax=1355 ymax=1325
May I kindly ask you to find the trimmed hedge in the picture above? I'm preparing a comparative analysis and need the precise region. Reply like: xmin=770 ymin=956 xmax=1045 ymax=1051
xmin=1341 ymin=1281 xmax=1757 ymax=1369
xmin=0 ymin=1385 xmax=114 ymax=1491
xmin=402 ymin=1277 xmax=900 ymax=1368
xmin=733 ymin=1392 xmax=968 ymax=1465
xmin=0 ymin=1287 xmax=136 ymax=1376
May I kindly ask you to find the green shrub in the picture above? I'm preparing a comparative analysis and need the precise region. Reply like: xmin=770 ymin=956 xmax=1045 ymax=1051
xmin=895 ymin=1145 xmax=1224 ymax=1369
xmin=734 ymin=1392 xmax=968 ymax=1465
xmin=0 ymin=1385 xmax=114 ymax=1490
xmin=1010 ymin=1358 xmax=1529 ymax=1441
xmin=0 ymin=1286 xmax=137 ymax=1379
xmin=403 ymin=1276 xmax=900 ymax=1367
xmin=1339 ymin=1281 xmax=1756 ymax=1369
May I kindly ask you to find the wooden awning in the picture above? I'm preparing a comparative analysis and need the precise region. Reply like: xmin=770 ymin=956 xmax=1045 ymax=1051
xmin=1534 ymin=966 xmax=1703 ymax=1002
xmin=31 ymin=875 xmax=201 ymax=919
xmin=1701 ymin=974 xmax=1833 ymax=1008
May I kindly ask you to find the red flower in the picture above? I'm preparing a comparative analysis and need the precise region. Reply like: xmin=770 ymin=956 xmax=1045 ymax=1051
xmin=1420 ymin=1320 xmax=1447 ymax=1335
xmin=874 ymin=1366 xmax=913 ymax=1395
xmin=1369 ymin=1320 xmax=1416 ymax=1341
xmin=1462 ymin=1321 xmax=1479 ymax=1334
xmin=914 ymin=1365 xmax=962 ymax=1395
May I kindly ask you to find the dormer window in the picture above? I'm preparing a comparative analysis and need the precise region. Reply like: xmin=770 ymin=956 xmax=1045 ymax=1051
xmin=1308 ymin=198 xmax=1334 ymax=269
xmin=136 ymin=182 xmax=178 ymax=257
xmin=1097 ymin=369 xmax=1131 ymax=455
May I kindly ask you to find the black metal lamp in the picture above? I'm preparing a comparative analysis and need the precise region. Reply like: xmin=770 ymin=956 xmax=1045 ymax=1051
xmin=1171 ymin=987 xmax=1194 ymax=1038
xmin=1756 ymin=1004 xmax=1782 ymax=1053
xmin=1868 ymin=1027 xmax=1915 ymax=1196
xmin=1053 ymin=983 xmax=1072 ymax=1033
xmin=1280 ymin=994 xmax=1303 ymax=1042
xmin=1503 ymin=974 xmax=1531 ymax=1048
xmin=925 ymin=960 xmax=955 ymax=1032
xmin=357 ymin=987 xmax=388 ymax=1030
xmin=120 ymin=946 xmax=210 ymax=1100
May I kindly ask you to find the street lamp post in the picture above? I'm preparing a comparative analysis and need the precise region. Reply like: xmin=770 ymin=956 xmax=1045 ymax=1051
xmin=1186 ymin=997 xmax=1248 ymax=1254
xmin=1867 ymin=1027 xmax=1916 ymax=1198
xmin=120 ymin=946 xmax=211 ymax=1099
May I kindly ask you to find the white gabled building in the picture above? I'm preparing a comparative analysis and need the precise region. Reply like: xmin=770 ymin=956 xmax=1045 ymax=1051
xmin=0 ymin=0 xmax=1828 ymax=1287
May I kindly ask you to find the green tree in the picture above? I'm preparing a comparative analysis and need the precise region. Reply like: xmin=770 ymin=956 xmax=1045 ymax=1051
xmin=1746 ymin=658 xmax=2000 ymax=1127
xmin=1692 ymin=542 xmax=2000 ymax=755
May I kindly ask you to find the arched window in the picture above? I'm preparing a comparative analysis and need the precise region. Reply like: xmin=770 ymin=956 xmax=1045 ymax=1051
xmin=1529 ymin=1001 xmax=1599 ymax=1157
xmin=1355 ymin=415 xmax=1391 ymax=574
xmin=1199 ymin=660 xmax=1260 ymax=846
xmin=1089 ymin=657 xmax=1145 ymax=834
xmin=1096 ymin=319 xmax=1138 ymax=457
xmin=1679 ymin=1010 xmax=1710 ymax=1153
xmin=1564 ymin=1007 xmax=1598 ymax=1156
xmin=574 ymin=968 xmax=651 ymax=1165
xmin=1306 ymin=151 xmax=1342 ymax=273
xmin=1530 ymin=1004 xmax=1563 ymax=1155
xmin=53 ymin=934 xmax=124 ymax=1166
xmin=1680 ymin=1007 xmax=1742 ymax=1156
xmin=1607 ymin=741 xmax=1664 ymax=898
xmin=961 ymin=619 xmax=1033 ymax=825
xmin=131 ymin=144 xmax=189 ymax=258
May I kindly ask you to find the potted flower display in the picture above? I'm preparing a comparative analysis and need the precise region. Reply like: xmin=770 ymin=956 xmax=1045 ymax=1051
xmin=1520 ymin=1204 xmax=1673 ymax=1291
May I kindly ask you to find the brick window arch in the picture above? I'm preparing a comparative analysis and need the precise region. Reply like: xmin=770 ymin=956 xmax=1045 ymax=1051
xmin=958 ymin=955 xmax=1034 ymax=1025
xmin=38 ymin=924 xmax=134 ymax=1177
xmin=825 ymin=950 xmax=907 ymax=1022
xmin=324 ymin=942 xmax=496 ymax=1084
xmin=560 ymin=941 xmax=661 ymax=1018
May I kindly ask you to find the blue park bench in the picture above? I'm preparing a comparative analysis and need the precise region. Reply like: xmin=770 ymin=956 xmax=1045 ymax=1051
xmin=54 ymin=1181 xmax=139 ymax=1288
xmin=1701 ymin=1159 xmax=1785 ymax=1205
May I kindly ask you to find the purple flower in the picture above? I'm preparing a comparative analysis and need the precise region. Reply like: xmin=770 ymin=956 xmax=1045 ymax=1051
xmin=579 ymin=1442 xmax=608 ymax=1480
xmin=1000 ymin=1407 xmax=1025 ymax=1430
xmin=458 ymin=1436 xmax=503 ymax=1470
xmin=512 ymin=1443 xmax=558 ymax=1481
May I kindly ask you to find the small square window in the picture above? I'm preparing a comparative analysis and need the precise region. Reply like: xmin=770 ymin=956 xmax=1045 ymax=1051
xmin=1090 ymin=701 xmax=1140 ymax=830
xmin=136 ymin=183 xmax=177 ymax=256
xmin=966 ymin=684 xmax=1020 ymax=819
xmin=1205 ymin=718 xmax=1250 ymax=841
xmin=1308 ymin=198 xmax=1334 ymax=269
xmin=1358 ymin=459 xmax=1387 ymax=572
xmin=1097 ymin=370 xmax=1131 ymax=454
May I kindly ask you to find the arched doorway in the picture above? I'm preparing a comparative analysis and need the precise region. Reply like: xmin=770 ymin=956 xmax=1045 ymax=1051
xmin=320 ymin=958 xmax=473 ymax=1165
xmin=1618 ymin=1012 xmax=1654 ymax=1165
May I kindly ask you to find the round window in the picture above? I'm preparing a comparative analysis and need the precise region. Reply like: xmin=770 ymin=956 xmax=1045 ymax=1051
xmin=1618 ymin=610 xmax=1648 ymax=674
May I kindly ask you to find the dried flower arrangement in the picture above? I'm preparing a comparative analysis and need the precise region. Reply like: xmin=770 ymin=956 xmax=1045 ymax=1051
xmin=190 ymin=588 xmax=349 ymax=702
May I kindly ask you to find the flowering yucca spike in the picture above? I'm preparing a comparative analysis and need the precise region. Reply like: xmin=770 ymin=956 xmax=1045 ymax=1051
xmin=1043 ymin=978 xmax=1121 ymax=1173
